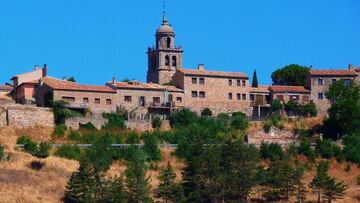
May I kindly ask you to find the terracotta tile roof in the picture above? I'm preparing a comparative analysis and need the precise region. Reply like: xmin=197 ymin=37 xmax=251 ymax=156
xmin=0 ymin=85 xmax=12 ymax=91
xmin=269 ymin=86 xmax=310 ymax=93
xmin=179 ymin=68 xmax=248 ymax=78
xmin=309 ymin=69 xmax=357 ymax=76
xmin=109 ymin=81 xmax=184 ymax=92
xmin=43 ymin=77 xmax=116 ymax=93
xmin=250 ymin=85 xmax=270 ymax=93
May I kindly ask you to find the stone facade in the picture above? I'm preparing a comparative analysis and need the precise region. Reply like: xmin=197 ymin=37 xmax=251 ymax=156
xmin=247 ymin=127 xmax=300 ymax=146
xmin=65 ymin=114 xmax=107 ymax=130
xmin=269 ymin=86 xmax=311 ymax=104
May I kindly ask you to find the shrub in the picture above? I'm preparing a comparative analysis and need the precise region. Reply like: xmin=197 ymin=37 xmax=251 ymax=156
xmin=285 ymin=100 xmax=299 ymax=115
xmin=356 ymin=175 xmax=360 ymax=186
xmin=68 ymin=130 xmax=82 ymax=141
xmin=0 ymin=144 xmax=4 ymax=161
xmin=271 ymin=99 xmax=282 ymax=112
xmin=81 ymin=132 xmax=99 ymax=144
xmin=53 ymin=124 xmax=67 ymax=139
xmin=86 ymin=133 xmax=114 ymax=172
xmin=260 ymin=142 xmax=284 ymax=161
xmin=263 ymin=122 xmax=271 ymax=133
xmin=231 ymin=112 xmax=249 ymax=130
xmin=18 ymin=136 xmax=38 ymax=155
xmin=102 ymin=113 xmax=126 ymax=129
xmin=170 ymin=108 xmax=198 ymax=128
xmin=142 ymin=132 xmax=161 ymax=162
xmin=152 ymin=115 xmax=162 ymax=129
xmin=217 ymin=113 xmax=230 ymax=125
xmin=126 ymin=132 xmax=140 ymax=144
xmin=55 ymin=145 xmax=82 ymax=160
xmin=79 ymin=122 xmax=97 ymax=130
xmin=342 ymin=135 xmax=360 ymax=164
xmin=52 ymin=100 xmax=82 ymax=124
xmin=315 ymin=139 xmax=342 ymax=159
xmin=201 ymin=108 xmax=213 ymax=117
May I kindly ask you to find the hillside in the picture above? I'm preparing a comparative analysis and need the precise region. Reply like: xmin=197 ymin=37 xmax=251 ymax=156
xmin=0 ymin=126 xmax=359 ymax=203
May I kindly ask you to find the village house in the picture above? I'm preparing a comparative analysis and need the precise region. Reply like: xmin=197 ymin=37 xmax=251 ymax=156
xmin=0 ymin=84 xmax=12 ymax=98
xmin=249 ymin=85 xmax=271 ymax=119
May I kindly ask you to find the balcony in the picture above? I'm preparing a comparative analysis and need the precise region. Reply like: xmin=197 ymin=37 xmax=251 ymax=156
xmin=66 ymin=102 xmax=90 ymax=109
xmin=149 ymin=101 xmax=174 ymax=109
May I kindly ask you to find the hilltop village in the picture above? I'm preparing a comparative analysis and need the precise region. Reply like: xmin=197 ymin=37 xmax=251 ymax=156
xmin=0 ymin=14 xmax=359 ymax=125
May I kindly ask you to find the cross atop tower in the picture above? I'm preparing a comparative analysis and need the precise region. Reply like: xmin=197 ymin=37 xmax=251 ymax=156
xmin=162 ymin=0 xmax=167 ymax=24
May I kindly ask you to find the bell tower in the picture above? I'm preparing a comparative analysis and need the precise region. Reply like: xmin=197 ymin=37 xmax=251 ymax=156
xmin=147 ymin=4 xmax=183 ymax=85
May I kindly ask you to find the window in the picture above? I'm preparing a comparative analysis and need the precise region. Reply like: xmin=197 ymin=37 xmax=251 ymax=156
xmin=62 ymin=96 xmax=75 ymax=102
xmin=94 ymin=98 xmax=100 ymax=104
xmin=303 ymin=95 xmax=310 ymax=102
xmin=318 ymin=93 xmax=324 ymax=100
xmin=192 ymin=91 xmax=198 ymax=98
xmin=124 ymin=96 xmax=132 ymax=102
xmin=228 ymin=93 xmax=233 ymax=100
xmin=265 ymin=95 xmax=270 ymax=102
xmin=276 ymin=95 xmax=284 ymax=100
xmin=106 ymin=99 xmax=112 ymax=105
xmin=176 ymin=97 xmax=182 ymax=102
xmin=237 ymin=93 xmax=241 ymax=100
xmin=172 ymin=56 xmax=177 ymax=67
xmin=165 ymin=55 xmax=170 ymax=66
xmin=242 ymin=80 xmax=246 ymax=86
xmin=83 ymin=97 xmax=89 ymax=103
xmin=228 ymin=79 xmax=232 ymax=86
xmin=290 ymin=95 xmax=300 ymax=101
xmin=139 ymin=96 xmax=145 ymax=107
xmin=192 ymin=77 xmax=197 ymax=84
xmin=153 ymin=97 xmax=161 ymax=103
xmin=167 ymin=37 xmax=171 ymax=48
xmin=332 ymin=79 xmax=337 ymax=84
xmin=199 ymin=91 xmax=205 ymax=98
xmin=199 ymin=78 xmax=205 ymax=85
xmin=318 ymin=78 xmax=324 ymax=85
xmin=343 ymin=79 xmax=351 ymax=86
xmin=242 ymin=94 xmax=246 ymax=100
xmin=250 ymin=94 xmax=255 ymax=101
xmin=237 ymin=80 xmax=241 ymax=86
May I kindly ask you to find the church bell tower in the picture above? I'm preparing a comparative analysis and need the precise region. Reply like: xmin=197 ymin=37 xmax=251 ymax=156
xmin=147 ymin=8 xmax=183 ymax=85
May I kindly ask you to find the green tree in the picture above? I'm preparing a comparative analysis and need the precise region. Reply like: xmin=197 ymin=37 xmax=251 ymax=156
xmin=158 ymin=162 xmax=184 ymax=203
xmin=342 ymin=135 xmax=360 ymax=164
xmin=252 ymin=69 xmax=259 ymax=87
xmin=271 ymin=99 xmax=283 ymax=112
xmin=67 ymin=76 xmax=76 ymax=82
xmin=322 ymin=177 xmax=347 ymax=203
xmin=171 ymin=108 xmax=198 ymax=128
xmin=325 ymin=81 xmax=360 ymax=137
xmin=152 ymin=115 xmax=162 ymax=129
xmin=106 ymin=175 xmax=127 ymax=203
xmin=125 ymin=149 xmax=152 ymax=203
xmin=309 ymin=161 xmax=331 ymax=203
xmin=260 ymin=142 xmax=284 ymax=161
xmin=86 ymin=133 xmax=114 ymax=173
xmin=52 ymin=100 xmax=81 ymax=124
xmin=0 ymin=144 xmax=4 ymax=161
xmin=201 ymin=108 xmax=213 ymax=117
xmin=230 ymin=112 xmax=249 ymax=130
xmin=31 ymin=142 xmax=51 ymax=170
xmin=142 ymin=132 xmax=161 ymax=162
xmin=271 ymin=64 xmax=309 ymax=86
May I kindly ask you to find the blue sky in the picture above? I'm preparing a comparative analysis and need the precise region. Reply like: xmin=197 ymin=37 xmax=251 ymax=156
xmin=1 ymin=0 xmax=359 ymax=85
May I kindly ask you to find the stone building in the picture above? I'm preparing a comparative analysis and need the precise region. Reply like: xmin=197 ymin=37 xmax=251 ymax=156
xmin=249 ymin=86 xmax=271 ymax=119
xmin=269 ymin=86 xmax=311 ymax=104
xmin=14 ymin=79 xmax=39 ymax=104
xmin=0 ymin=84 xmax=12 ymax=98
xmin=172 ymin=64 xmax=251 ymax=115
xmin=305 ymin=69 xmax=357 ymax=114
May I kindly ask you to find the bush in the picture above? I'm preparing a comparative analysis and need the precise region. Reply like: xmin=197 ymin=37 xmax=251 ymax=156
xmin=152 ymin=115 xmax=162 ymax=129
xmin=53 ymin=124 xmax=67 ymax=139
xmin=55 ymin=145 xmax=83 ymax=160
xmin=297 ymin=139 xmax=317 ymax=160
xmin=68 ymin=130 xmax=82 ymax=141
xmin=102 ymin=113 xmax=126 ymax=129
xmin=52 ymin=100 xmax=81 ymax=124
xmin=217 ymin=113 xmax=230 ymax=125
xmin=81 ymin=132 xmax=99 ymax=144
xmin=201 ymin=108 xmax=213 ymax=117
xmin=263 ymin=122 xmax=271 ymax=133
xmin=171 ymin=108 xmax=198 ymax=128
xmin=79 ymin=122 xmax=97 ymax=130
xmin=342 ymin=135 xmax=360 ymax=164
xmin=17 ymin=136 xmax=38 ymax=155
xmin=271 ymin=99 xmax=282 ymax=112
xmin=315 ymin=139 xmax=342 ymax=159
xmin=231 ymin=112 xmax=249 ymax=130
xmin=260 ymin=142 xmax=284 ymax=161
xmin=0 ymin=144 xmax=4 ymax=161
xmin=142 ymin=132 xmax=161 ymax=161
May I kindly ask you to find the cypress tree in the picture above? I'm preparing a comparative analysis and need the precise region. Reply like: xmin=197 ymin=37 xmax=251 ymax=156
xmin=252 ymin=69 xmax=259 ymax=88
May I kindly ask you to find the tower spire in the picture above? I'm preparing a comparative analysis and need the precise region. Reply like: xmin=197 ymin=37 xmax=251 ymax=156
xmin=162 ymin=0 xmax=168 ymax=24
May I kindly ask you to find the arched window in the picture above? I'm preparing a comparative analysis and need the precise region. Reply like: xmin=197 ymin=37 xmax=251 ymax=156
xmin=167 ymin=37 xmax=171 ymax=48
xmin=172 ymin=56 xmax=177 ymax=67
xmin=165 ymin=55 xmax=170 ymax=66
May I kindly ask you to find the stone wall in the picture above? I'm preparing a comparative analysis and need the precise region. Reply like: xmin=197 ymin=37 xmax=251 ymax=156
xmin=65 ymin=114 xmax=108 ymax=130
xmin=0 ymin=105 xmax=54 ymax=128
xmin=247 ymin=127 xmax=300 ymax=146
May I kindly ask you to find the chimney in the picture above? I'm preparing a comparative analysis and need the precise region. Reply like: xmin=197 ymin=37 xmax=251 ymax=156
xmin=309 ymin=65 xmax=312 ymax=70
xmin=112 ymin=76 xmax=116 ymax=84
xmin=198 ymin=64 xmax=205 ymax=71
xmin=348 ymin=64 xmax=353 ymax=70
xmin=35 ymin=64 xmax=39 ymax=70
xmin=42 ymin=64 xmax=47 ymax=77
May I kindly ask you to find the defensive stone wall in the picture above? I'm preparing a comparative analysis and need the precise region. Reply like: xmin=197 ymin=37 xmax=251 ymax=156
xmin=0 ymin=105 xmax=54 ymax=128
xmin=247 ymin=127 xmax=300 ymax=146
xmin=65 ymin=114 xmax=107 ymax=130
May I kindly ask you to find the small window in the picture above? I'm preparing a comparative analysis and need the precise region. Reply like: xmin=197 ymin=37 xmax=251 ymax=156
xmin=228 ymin=93 xmax=233 ymax=100
xmin=332 ymin=79 xmax=337 ymax=84
xmin=176 ymin=97 xmax=182 ymax=102
xmin=343 ymin=79 xmax=351 ymax=86
xmin=94 ymin=98 xmax=100 ymax=104
xmin=165 ymin=55 xmax=170 ymax=66
xmin=199 ymin=78 xmax=205 ymax=85
xmin=153 ymin=97 xmax=161 ymax=103
xmin=303 ymin=95 xmax=310 ymax=102
xmin=172 ymin=56 xmax=177 ymax=67
xmin=167 ymin=37 xmax=171 ymax=48
xmin=237 ymin=80 xmax=241 ymax=86
xmin=199 ymin=91 xmax=205 ymax=98
xmin=124 ymin=96 xmax=132 ymax=102
xmin=228 ymin=79 xmax=232 ymax=86
xmin=83 ymin=97 xmax=89 ymax=103
xmin=250 ymin=94 xmax=255 ymax=101
xmin=242 ymin=94 xmax=246 ymax=100
xmin=62 ymin=96 xmax=75 ymax=102
xmin=237 ymin=93 xmax=241 ymax=100
xmin=318 ymin=93 xmax=324 ymax=100
xmin=192 ymin=91 xmax=198 ymax=98
xmin=318 ymin=79 xmax=324 ymax=85
xmin=192 ymin=78 xmax=197 ymax=84
xmin=265 ymin=95 xmax=270 ymax=102
xmin=242 ymin=80 xmax=246 ymax=86
xmin=106 ymin=99 xmax=112 ymax=105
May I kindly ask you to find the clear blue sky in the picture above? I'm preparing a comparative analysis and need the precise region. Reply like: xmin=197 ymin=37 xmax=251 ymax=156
xmin=1 ymin=0 xmax=359 ymax=85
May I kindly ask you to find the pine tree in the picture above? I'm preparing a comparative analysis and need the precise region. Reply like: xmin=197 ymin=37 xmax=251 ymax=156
xmin=252 ymin=69 xmax=259 ymax=88
xmin=65 ymin=158 xmax=101 ymax=203
xmin=105 ymin=175 xmax=127 ymax=203
xmin=125 ymin=149 xmax=152 ymax=203
xmin=158 ymin=162 xmax=184 ymax=203
xmin=309 ymin=161 xmax=331 ymax=203
xmin=322 ymin=177 xmax=347 ymax=203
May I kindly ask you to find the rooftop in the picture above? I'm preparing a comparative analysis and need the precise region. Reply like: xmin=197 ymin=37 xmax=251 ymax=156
xmin=0 ymin=85 xmax=12 ymax=91
xmin=250 ymin=85 xmax=270 ymax=93
xmin=269 ymin=85 xmax=310 ymax=93
xmin=309 ymin=69 xmax=357 ymax=76
xmin=43 ymin=77 xmax=116 ymax=93
xmin=109 ymin=81 xmax=183 ymax=92
xmin=179 ymin=68 xmax=248 ymax=78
